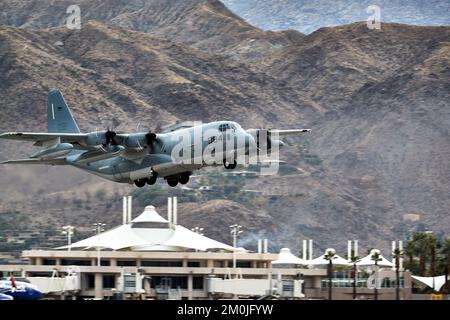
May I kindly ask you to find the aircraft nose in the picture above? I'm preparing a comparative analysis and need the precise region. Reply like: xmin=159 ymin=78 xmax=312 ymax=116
xmin=31 ymin=288 xmax=44 ymax=300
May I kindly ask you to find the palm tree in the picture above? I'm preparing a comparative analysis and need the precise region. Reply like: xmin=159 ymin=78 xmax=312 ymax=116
xmin=370 ymin=249 xmax=382 ymax=300
xmin=324 ymin=248 xmax=336 ymax=300
xmin=405 ymin=240 xmax=416 ymax=273
xmin=439 ymin=239 xmax=450 ymax=293
xmin=349 ymin=250 xmax=360 ymax=300
xmin=392 ymin=248 xmax=403 ymax=300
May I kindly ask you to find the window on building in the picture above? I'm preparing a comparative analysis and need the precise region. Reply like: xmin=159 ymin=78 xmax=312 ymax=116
xmin=187 ymin=261 xmax=201 ymax=268
xmin=117 ymin=260 xmax=135 ymax=267
xmin=62 ymin=259 xmax=91 ymax=266
xmin=103 ymin=275 xmax=116 ymax=289
xmin=43 ymin=259 xmax=56 ymax=265
xmin=141 ymin=260 xmax=182 ymax=267
xmin=193 ymin=276 xmax=204 ymax=290
xmin=87 ymin=274 xmax=95 ymax=289
xmin=100 ymin=259 xmax=110 ymax=266
xmin=236 ymin=261 xmax=252 ymax=268
xmin=150 ymin=276 xmax=188 ymax=289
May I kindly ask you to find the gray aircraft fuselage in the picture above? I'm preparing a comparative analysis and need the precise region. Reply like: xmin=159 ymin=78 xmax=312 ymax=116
xmin=70 ymin=121 xmax=251 ymax=184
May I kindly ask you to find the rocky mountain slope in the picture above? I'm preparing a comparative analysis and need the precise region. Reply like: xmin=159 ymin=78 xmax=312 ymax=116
xmin=222 ymin=0 xmax=450 ymax=34
xmin=0 ymin=0 xmax=449 ymax=254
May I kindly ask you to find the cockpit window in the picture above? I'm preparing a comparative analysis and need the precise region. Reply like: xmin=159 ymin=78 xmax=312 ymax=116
xmin=219 ymin=123 xmax=232 ymax=132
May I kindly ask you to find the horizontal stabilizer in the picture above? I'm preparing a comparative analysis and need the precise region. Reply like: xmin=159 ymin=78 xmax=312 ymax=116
xmin=1 ymin=159 xmax=66 ymax=165
xmin=270 ymin=129 xmax=311 ymax=137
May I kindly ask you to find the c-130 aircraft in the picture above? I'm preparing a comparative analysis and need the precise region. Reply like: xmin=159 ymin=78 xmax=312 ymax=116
xmin=0 ymin=89 xmax=311 ymax=187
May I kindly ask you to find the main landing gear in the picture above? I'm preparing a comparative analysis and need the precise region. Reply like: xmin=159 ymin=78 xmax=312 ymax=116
xmin=134 ymin=172 xmax=158 ymax=188
xmin=166 ymin=172 xmax=190 ymax=188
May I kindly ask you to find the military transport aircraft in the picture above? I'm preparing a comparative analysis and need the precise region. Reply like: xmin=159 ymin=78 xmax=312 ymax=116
xmin=0 ymin=89 xmax=310 ymax=187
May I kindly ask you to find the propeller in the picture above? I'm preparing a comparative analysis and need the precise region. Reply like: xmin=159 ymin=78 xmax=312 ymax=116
xmin=145 ymin=131 xmax=163 ymax=151
xmin=104 ymin=129 xmax=117 ymax=146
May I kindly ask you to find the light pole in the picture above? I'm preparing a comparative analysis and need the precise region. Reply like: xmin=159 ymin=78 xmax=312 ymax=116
xmin=92 ymin=223 xmax=106 ymax=267
xmin=61 ymin=225 xmax=75 ymax=251
xmin=229 ymin=224 xmax=243 ymax=270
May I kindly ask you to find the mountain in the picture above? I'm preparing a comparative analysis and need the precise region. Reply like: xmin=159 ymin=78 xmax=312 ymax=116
xmin=0 ymin=0 xmax=449 ymax=254
xmin=0 ymin=0 xmax=304 ymax=58
xmin=222 ymin=0 xmax=450 ymax=34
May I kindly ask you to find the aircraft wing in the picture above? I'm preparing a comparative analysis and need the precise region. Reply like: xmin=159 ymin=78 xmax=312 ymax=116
xmin=0 ymin=132 xmax=87 ymax=144
xmin=270 ymin=129 xmax=311 ymax=137
xmin=1 ymin=159 xmax=67 ymax=165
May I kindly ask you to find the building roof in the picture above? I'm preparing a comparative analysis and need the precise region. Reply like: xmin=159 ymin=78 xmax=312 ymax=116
xmin=59 ymin=206 xmax=240 ymax=252
xmin=131 ymin=205 xmax=168 ymax=224
xmin=271 ymin=248 xmax=308 ymax=265
xmin=411 ymin=275 xmax=449 ymax=291
xmin=356 ymin=252 xmax=394 ymax=267
xmin=309 ymin=252 xmax=349 ymax=266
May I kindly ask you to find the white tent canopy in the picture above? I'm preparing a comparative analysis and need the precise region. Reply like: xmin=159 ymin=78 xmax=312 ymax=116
xmin=309 ymin=249 xmax=349 ymax=266
xmin=271 ymin=248 xmax=308 ymax=265
xmin=411 ymin=275 xmax=449 ymax=291
xmin=356 ymin=251 xmax=394 ymax=267
xmin=131 ymin=205 xmax=169 ymax=223
xmin=59 ymin=206 xmax=241 ymax=252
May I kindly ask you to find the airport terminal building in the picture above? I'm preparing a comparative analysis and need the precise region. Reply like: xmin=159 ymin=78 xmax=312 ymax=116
xmin=0 ymin=198 xmax=412 ymax=300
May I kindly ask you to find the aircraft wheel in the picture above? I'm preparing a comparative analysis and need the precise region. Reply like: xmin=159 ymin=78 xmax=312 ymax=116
xmin=223 ymin=159 xmax=237 ymax=169
xmin=147 ymin=174 xmax=158 ymax=185
xmin=179 ymin=173 xmax=190 ymax=185
xmin=135 ymin=179 xmax=146 ymax=188
xmin=167 ymin=178 xmax=178 ymax=187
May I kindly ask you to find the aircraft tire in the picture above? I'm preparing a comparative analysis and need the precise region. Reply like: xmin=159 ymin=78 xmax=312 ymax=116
xmin=135 ymin=179 xmax=146 ymax=188
xmin=179 ymin=173 xmax=190 ymax=184
xmin=147 ymin=174 xmax=157 ymax=185
xmin=167 ymin=178 xmax=178 ymax=187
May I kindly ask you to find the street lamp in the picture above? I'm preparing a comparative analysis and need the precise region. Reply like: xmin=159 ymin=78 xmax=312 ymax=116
xmin=229 ymin=224 xmax=243 ymax=270
xmin=61 ymin=225 xmax=75 ymax=251
xmin=92 ymin=223 xmax=106 ymax=267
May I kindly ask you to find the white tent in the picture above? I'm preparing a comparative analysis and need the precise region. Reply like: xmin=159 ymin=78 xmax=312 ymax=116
xmin=411 ymin=275 xmax=449 ymax=291
xmin=309 ymin=250 xmax=349 ymax=266
xmin=356 ymin=251 xmax=394 ymax=267
xmin=271 ymin=248 xmax=308 ymax=265
xmin=58 ymin=206 xmax=241 ymax=252
xmin=131 ymin=205 xmax=169 ymax=223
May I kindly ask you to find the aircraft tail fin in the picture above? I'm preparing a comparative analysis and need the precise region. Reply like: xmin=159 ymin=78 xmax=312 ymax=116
xmin=47 ymin=89 xmax=80 ymax=133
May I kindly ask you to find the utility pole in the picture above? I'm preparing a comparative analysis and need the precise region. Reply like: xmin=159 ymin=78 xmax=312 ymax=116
xmin=62 ymin=225 xmax=75 ymax=251
xmin=92 ymin=223 xmax=106 ymax=266
xmin=229 ymin=224 xmax=243 ymax=270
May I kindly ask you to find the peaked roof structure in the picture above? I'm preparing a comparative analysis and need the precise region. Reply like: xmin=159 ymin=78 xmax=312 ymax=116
xmin=271 ymin=248 xmax=308 ymax=265
xmin=309 ymin=249 xmax=349 ymax=266
xmin=131 ymin=205 xmax=169 ymax=224
xmin=58 ymin=205 xmax=240 ymax=252
xmin=356 ymin=250 xmax=394 ymax=267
